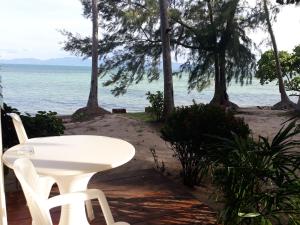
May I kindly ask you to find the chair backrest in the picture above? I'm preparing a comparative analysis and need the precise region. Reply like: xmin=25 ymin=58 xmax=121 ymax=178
xmin=13 ymin=158 xmax=53 ymax=225
xmin=8 ymin=113 xmax=28 ymax=143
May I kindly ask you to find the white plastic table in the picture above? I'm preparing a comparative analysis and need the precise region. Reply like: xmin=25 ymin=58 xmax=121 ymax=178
xmin=2 ymin=135 xmax=135 ymax=225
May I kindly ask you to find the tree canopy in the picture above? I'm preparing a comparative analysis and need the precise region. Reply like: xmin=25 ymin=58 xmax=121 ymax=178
xmin=62 ymin=0 xmax=261 ymax=106
xmin=256 ymin=45 xmax=300 ymax=96
xmin=276 ymin=0 xmax=300 ymax=4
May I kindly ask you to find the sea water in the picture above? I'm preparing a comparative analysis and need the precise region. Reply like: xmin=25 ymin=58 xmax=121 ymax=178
xmin=0 ymin=64 xmax=296 ymax=115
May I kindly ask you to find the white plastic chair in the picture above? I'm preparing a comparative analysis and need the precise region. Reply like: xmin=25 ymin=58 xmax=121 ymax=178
xmin=8 ymin=113 xmax=28 ymax=144
xmin=8 ymin=112 xmax=95 ymax=220
xmin=8 ymin=113 xmax=55 ymax=198
xmin=13 ymin=158 xmax=129 ymax=225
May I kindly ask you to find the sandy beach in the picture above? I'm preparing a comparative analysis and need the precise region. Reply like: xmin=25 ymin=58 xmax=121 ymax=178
xmin=62 ymin=107 xmax=299 ymax=210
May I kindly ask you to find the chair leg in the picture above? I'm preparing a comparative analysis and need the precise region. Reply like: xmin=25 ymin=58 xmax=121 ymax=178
xmin=39 ymin=177 xmax=56 ymax=198
xmin=86 ymin=200 xmax=95 ymax=221
xmin=96 ymin=190 xmax=115 ymax=225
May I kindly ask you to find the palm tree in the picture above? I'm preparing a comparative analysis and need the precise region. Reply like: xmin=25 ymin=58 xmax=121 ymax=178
xmin=263 ymin=0 xmax=295 ymax=109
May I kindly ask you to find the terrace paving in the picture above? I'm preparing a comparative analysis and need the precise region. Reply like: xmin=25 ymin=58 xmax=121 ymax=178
xmin=5 ymin=168 xmax=218 ymax=225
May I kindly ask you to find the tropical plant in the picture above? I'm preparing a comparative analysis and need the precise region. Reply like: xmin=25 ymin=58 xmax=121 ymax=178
xmin=290 ymin=45 xmax=300 ymax=110
xmin=256 ymin=50 xmax=292 ymax=84
xmin=212 ymin=121 xmax=300 ymax=225
xmin=260 ymin=0 xmax=295 ymax=109
xmin=161 ymin=104 xmax=250 ymax=187
xmin=22 ymin=111 xmax=65 ymax=138
xmin=146 ymin=91 xmax=164 ymax=121
xmin=286 ymin=77 xmax=300 ymax=95
xmin=256 ymin=45 xmax=300 ymax=110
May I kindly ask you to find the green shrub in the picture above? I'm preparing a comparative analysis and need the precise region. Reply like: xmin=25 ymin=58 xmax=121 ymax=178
xmin=213 ymin=121 xmax=300 ymax=225
xmin=2 ymin=103 xmax=65 ymax=149
xmin=146 ymin=91 xmax=164 ymax=121
xmin=22 ymin=111 xmax=65 ymax=138
xmin=71 ymin=111 xmax=86 ymax=122
xmin=1 ymin=104 xmax=20 ymax=149
xmin=161 ymin=104 xmax=250 ymax=187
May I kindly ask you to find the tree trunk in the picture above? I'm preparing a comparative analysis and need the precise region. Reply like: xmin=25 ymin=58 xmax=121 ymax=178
xmin=210 ymin=53 xmax=222 ymax=104
xmin=159 ymin=0 xmax=175 ymax=119
xmin=87 ymin=0 xmax=99 ymax=109
xmin=219 ymin=51 xmax=227 ymax=103
xmin=296 ymin=96 xmax=300 ymax=111
xmin=218 ymin=51 xmax=237 ymax=108
xmin=210 ymin=0 xmax=238 ymax=109
xmin=207 ymin=0 xmax=221 ymax=104
xmin=263 ymin=0 xmax=295 ymax=109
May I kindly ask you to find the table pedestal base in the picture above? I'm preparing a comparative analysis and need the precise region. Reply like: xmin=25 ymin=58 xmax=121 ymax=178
xmin=55 ymin=173 xmax=95 ymax=225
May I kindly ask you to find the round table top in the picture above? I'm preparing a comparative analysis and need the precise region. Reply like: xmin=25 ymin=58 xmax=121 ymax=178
xmin=2 ymin=135 xmax=135 ymax=176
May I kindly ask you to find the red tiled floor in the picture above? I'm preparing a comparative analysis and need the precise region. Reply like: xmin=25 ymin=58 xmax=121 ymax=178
xmin=5 ymin=169 xmax=218 ymax=225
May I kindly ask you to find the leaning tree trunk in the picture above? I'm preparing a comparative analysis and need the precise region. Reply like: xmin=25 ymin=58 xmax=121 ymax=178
xmin=159 ymin=0 xmax=175 ymax=119
xmin=263 ymin=0 xmax=295 ymax=109
xmin=87 ymin=0 xmax=99 ymax=109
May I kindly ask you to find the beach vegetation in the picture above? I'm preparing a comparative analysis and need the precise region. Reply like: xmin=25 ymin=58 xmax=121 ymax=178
xmin=256 ymin=44 xmax=300 ymax=110
xmin=159 ymin=0 xmax=175 ymax=119
xmin=62 ymin=0 xmax=110 ymax=120
xmin=63 ymin=0 xmax=175 ymax=118
xmin=22 ymin=111 xmax=65 ymax=138
xmin=71 ymin=111 xmax=88 ymax=122
xmin=257 ymin=0 xmax=296 ymax=110
xmin=86 ymin=0 xmax=100 ymax=110
xmin=276 ymin=0 xmax=300 ymax=4
xmin=212 ymin=121 xmax=300 ymax=225
xmin=161 ymin=104 xmax=250 ymax=187
xmin=1 ymin=103 xmax=65 ymax=149
xmin=125 ymin=112 xmax=155 ymax=122
xmin=1 ymin=104 xmax=20 ymax=148
xmin=146 ymin=91 xmax=164 ymax=121
xmin=62 ymin=0 xmax=262 ymax=111
xmin=150 ymin=147 xmax=166 ymax=174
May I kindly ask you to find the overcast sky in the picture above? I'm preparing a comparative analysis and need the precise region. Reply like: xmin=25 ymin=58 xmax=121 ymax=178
xmin=0 ymin=0 xmax=299 ymax=60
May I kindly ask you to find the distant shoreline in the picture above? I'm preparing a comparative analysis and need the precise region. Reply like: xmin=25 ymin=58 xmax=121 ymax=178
xmin=0 ymin=63 xmax=91 ymax=68
xmin=0 ymin=57 xmax=92 ymax=67
xmin=56 ymin=106 xmax=285 ymax=117
xmin=0 ymin=57 xmax=182 ymax=70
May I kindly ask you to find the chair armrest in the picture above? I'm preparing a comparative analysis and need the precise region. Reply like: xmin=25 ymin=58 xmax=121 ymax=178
xmin=46 ymin=189 xmax=116 ymax=225
xmin=46 ymin=189 xmax=100 ymax=208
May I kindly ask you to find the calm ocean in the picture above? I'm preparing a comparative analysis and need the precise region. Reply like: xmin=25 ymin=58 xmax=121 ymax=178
xmin=0 ymin=64 xmax=295 ymax=115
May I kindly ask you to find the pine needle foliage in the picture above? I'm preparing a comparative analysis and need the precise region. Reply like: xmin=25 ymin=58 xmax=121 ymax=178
xmin=61 ymin=0 xmax=263 ymax=97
